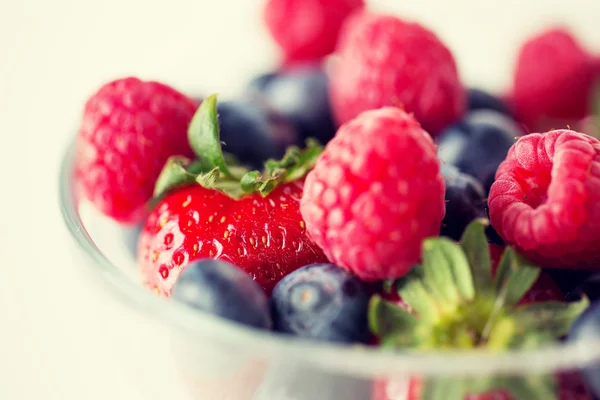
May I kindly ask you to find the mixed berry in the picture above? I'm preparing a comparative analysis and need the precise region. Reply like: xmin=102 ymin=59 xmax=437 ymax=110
xmin=74 ymin=1 xmax=600 ymax=399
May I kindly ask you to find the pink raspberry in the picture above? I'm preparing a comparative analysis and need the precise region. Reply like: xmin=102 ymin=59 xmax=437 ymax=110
xmin=263 ymin=0 xmax=364 ymax=63
xmin=75 ymin=77 xmax=197 ymax=224
xmin=512 ymin=28 xmax=598 ymax=132
xmin=300 ymin=107 xmax=445 ymax=281
xmin=489 ymin=129 xmax=600 ymax=268
xmin=330 ymin=11 xmax=465 ymax=136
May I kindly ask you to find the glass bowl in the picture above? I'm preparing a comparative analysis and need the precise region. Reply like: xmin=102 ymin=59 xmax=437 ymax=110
xmin=59 ymin=137 xmax=600 ymax=400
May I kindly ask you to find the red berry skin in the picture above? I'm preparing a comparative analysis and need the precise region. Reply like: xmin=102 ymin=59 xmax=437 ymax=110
xmin=330 ymin=11 xmax=465 ymax=136
xmin=489 ymin=130 xmax=600 ymax=269
xmin=137 ymin=181 xmax=327 ymax=295
xmin=264 ymin=0 xmax=364 ymax=63
xmin=300 ymin=107 xmax=445 ymax=282
xmin=76 ymin=77 xmax=197 ymax=225
xmin=512 ymin=28 xmax=597 ymax=132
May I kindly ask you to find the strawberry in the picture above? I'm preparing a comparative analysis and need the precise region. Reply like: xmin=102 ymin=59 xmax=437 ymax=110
xmin=137 ymin=95 xmax=327 ymax=295
xmin=369 ymin=220 xmax=591 ymax=400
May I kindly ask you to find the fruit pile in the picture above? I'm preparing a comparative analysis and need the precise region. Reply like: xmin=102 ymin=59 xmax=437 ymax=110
xmin=74 ymin=0 xmax=600 ymax=398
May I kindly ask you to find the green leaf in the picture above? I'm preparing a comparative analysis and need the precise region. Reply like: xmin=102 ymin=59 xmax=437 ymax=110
xmin=368 ymin=295 xmax=423 ymax=340
xmin=460 ymin=219 xmax=493 ymax=298
xmin=421 ymin=378 xmax=468 ymax=400
xmin=482 ymin=249 xmax=540 ymax=341
xmin=395 ymin=272 xmax=441 ymax=324
xmin=421 ymin=238 xmax=472 ymax=311
xmin=500 ymin=250 xmax=541 ymax=307
xmin=283 ymin=138 xmax=323 ymax=182
xmin=509 ymin=296 xmax=590 ymax=338
xmin=151 ymin=95 xmax=324 ymax=202
xmin=440 ymin=238 xmax=475 ymax=302
xmin=153 ymin=156 xmax=198 ymax=199
xmin=187 ymin=94 xmax=234 ymax=178
xmin=501 ymin=375 xmax=558 ymax=400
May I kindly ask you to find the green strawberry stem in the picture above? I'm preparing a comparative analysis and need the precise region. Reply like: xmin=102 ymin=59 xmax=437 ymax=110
xmin=152 ymin=94 xmax=324 ymax=201
xmin=369 ymin=219 xmax=590 ymax=400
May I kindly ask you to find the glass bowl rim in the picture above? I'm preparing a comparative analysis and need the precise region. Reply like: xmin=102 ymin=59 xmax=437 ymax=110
xmin=59 ymin=139 xmax=600 ymax=378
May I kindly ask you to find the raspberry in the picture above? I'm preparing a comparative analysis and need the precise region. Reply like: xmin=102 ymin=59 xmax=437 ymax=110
xmin=489 ymin=129 xmax=600 ymax=268
xmin=330 ymin=11 xmax=465 ymax=136
xmin=75 ymin=77 xmax=197 ymax=224
xmin=512 ymin=28 xmax=598 ymax=132
xmin=300 ymin=107 xmax=445 ymax=281
xmin=263 ymin=0 xmax=364 ymax=63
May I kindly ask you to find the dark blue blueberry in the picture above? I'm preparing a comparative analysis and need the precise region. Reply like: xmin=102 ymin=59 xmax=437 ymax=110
xmin=244 ymin=65 xmax=337 ymax=144
xmin=270 ymin=263 xmax=371 ymax=343
xmin=483 ymin=202 xmax=505 ymax=245
xmin=123 ymin=224 xmax=143 ymax=258
xmin=569 ymin=301 xmax=600 ymax=397
xmin=171 ymin=259 xmax=272 ymax=329
xmin=245 ymin=72 xmax=278 ymax=100
xmin=440 ymin=164 xmax=486 ymax=241
xmin=467 ymin=88 xmax=512 ymax=115
xmin=437 ymin=110 xmax=523 ymax=194
xmin=218 ymin=100 xmax=299 ymax=169
xmin=566 ymin=273 xmax=600 ymax=302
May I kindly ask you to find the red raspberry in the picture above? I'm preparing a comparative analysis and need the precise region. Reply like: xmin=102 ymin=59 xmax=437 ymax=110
xmin=330 ymin=11 xmax=465 ymax=136
xmin=512 ymin=28 xmax=598 ymax=132
xmin=75 ymin=77 xmax=197 ymax=224
xmin=300 ymin=107 xmax=445 ymax=281
xmin=489 ymin=129 xmax=600 ymax=269
xmin=263 ymin=0 xmax=364 ymax=63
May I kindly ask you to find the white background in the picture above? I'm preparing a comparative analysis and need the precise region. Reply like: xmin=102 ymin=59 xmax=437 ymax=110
xmin=2 ymin=0 xmax=600 ymax=398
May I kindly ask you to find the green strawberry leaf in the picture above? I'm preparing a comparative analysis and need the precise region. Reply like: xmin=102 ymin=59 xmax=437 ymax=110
xmin=395 ymin=269 xmax=441 ymax=324
xmin=153 ymin=156 xmax=199 ymax=199
xmin=500 ymin=375 xmax=558 ymax=400
xmin=493 ymin=248 xmax=541 ymax=307
xmin=187 ymin=94 xmax=235 ymax=179
xmin=421 ymin=239 xmax=459 ymax=311
xmin=421 ymin=377 xmax=468 ymax=400
xmin=460 ymin=219 xmax=493 ymax=298
xmin=508 ymin=296 xmax=590 ymax=338
xmin=151 ymin=95 xmax=323 ymax=202
xmin=421 ymin=237 xmax=474 ymax=312
xmin=368 ymin=295 xmax=426 ymax=344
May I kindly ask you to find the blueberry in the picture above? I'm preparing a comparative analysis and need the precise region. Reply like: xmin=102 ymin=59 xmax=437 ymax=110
xmin=437 ymin=110 xmax=523 ymax=194
xmin=440 ymin=164 xmax=486 ymax=241
xmin=171 ymin=259 xmax=272 ymax=329
xmin=271 ymin=263 xmax=371 ymax=343
xmin=569 ymin=301 xmax=600 ymax=397
xmin=566 ymin=273 xmax=600 ymax=302
xmin=244 ymin=65 xmax=337 ymax=144
xmin=480 ymin=202 xmax=505 ymax=245
xmin=245 ymin=72 xmax=278 ymax=100
xmin=467 ymin=88 xmax=512 ymax=115
xmin=218 ymin=100 xmax=299 ymax=169
xmin=123 ymin=225 xmax=143 ymax=258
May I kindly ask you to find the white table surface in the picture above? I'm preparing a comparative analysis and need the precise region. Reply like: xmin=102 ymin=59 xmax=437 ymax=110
xmin=2 ymin=0 xmax=600 ymax=398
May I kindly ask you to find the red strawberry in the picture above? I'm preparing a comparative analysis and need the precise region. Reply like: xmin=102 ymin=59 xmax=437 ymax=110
xmin=263 ymin=0 xmax=364 ymax=64
xmin=300 ymin=106 xmax=445 ymax=282
xmin=370 ymin=220 xmax=591 ymax=400
xmin=138 ymin=95 xmax=327 ymax=294
xmin=511 ymin=28 xmax=598 ymax=133
xmin=330 ymin=11 xmax=465 ymax=135
xmin=76 ymin=77 xmax=197 ymax=224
